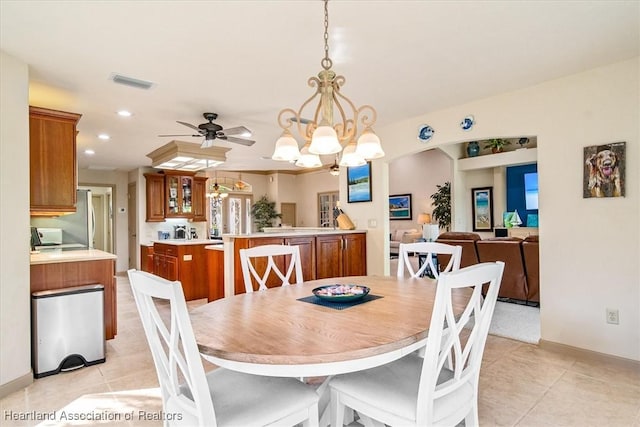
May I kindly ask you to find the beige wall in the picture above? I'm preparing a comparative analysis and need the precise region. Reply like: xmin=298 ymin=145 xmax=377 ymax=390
xmin=346 ymin=58 xmax=639 ymax=360
xmin=389 ymin=149 xmax=453 ymax=235
xmin=0 ymin=51 xmax=32 ymax=392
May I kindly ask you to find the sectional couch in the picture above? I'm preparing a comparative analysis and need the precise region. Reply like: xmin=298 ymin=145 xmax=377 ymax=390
xmin=389 ymin=228 xmax=423 ymax=255
xmin=436 ymin=232 xmax=539 ymax=306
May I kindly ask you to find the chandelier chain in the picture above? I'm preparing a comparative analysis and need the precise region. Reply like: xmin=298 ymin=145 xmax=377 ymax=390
xmin=322 ymin=0 xmax=332 ymax=70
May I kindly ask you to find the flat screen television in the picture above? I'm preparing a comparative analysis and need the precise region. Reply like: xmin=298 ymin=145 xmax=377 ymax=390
xmin=524 ymin=172 xmax=539 ymax=210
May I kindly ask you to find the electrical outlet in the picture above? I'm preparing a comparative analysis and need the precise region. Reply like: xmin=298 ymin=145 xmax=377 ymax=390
xmin=606 ymin=308 xmax=619 ymax=325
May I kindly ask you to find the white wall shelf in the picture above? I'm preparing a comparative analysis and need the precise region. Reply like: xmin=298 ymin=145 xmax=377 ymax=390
xmin=458 ymin=148 xmax=537 ymax=171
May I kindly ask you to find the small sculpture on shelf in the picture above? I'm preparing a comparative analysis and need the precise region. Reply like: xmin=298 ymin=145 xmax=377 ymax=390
xmin=466 ymin=141 xmax=480 ymax=157
xmin=518 ymin=137 xmax=530 ymax=149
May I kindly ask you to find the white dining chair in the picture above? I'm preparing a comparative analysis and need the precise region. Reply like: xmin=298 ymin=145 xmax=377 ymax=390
xmin=240 ymin=244 xmax=304 ymax=293
xmin=127 ymin=269 xmax=319 ymax=427
xmin=397 ymin=241 xmax=462 ymax=279
xmin=329 ymin=261 xmax=505 ymax=427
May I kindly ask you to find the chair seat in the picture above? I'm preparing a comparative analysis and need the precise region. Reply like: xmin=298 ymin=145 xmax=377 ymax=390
xmin=330 ymin=353 xmax=473 ymax=425
xmin=182 ymin=368 xmax=320 ymax=427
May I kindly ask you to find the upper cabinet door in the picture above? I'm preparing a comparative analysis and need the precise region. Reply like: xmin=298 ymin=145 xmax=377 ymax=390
xmin=29 ymin=106 xmax=82 ymax=215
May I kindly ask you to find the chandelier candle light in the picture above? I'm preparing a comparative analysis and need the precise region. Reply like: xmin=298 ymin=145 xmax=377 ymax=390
xmin=272 ymin=0 xmax=384 ymax=168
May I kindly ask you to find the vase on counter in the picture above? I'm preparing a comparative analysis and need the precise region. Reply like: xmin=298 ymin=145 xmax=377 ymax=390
xmin=467 ymin=141 xmax=480 ymax=157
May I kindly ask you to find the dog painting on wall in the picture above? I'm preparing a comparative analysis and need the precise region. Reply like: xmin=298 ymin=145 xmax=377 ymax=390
xmin=583 ymin=142 xmax=625 ymax=198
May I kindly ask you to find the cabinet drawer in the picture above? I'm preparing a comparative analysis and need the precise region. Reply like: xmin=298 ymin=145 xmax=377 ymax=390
xmin=154 ymin=243 xmax=178 ymax=256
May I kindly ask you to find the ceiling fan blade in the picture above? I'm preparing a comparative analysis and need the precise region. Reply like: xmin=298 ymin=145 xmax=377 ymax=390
xmin=219 ymin=135 xmax=256 ymax=146
xmin=220 ymin=126 xmax=252 ymax=137
xmin=177 ymin=121 xmax=204 ymax=133
xmin=158 ymin=134 xmax=200 ymax=137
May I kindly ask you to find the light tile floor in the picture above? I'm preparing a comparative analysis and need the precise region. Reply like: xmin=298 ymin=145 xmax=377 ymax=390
xmin=2 ymin=274 xmax=639 ymax=426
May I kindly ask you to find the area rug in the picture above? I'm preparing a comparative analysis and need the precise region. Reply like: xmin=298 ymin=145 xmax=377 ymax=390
xmin=487 ymin=301 xmax=540 ymax=344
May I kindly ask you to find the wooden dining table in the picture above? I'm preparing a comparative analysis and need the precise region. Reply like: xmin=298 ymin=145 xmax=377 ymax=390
xmin=190 ymin=275 xmax=472 ymax=378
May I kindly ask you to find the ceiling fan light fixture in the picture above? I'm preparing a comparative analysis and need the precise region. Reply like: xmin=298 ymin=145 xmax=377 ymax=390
xmin=273 ymin=0 xmax=383 ymax=164
xmin=272 ymin=129 xmax=301 ymax=161
xmin=329 ymin=156 xmax=340 ymax=176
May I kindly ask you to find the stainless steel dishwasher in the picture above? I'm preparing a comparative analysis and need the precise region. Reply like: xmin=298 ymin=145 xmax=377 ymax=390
xmin=31 ymin=284 xmax=106 ymax=378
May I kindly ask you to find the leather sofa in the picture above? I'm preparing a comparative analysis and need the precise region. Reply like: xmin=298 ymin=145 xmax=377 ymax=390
xmin=521 ymin=235 xmax=539 ymax=303
xmin=435 ymin=231 xmax=539 ymax=305
xmin=476 ymin=237 xmax=528 ymax=301
xmin=435 ymin=232 xmax=481 ymax=268
xmin=390 ymin=229 xmax=422 ymax=255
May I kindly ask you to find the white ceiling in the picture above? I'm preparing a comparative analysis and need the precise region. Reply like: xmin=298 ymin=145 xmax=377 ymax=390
xmin=1 ymin=1 xmax=638 ymax=173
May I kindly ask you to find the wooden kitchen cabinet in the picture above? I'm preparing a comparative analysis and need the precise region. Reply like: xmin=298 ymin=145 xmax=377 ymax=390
xmin=31 ymin=258 xmax=117 ymax=340
xmin=144 ymin=172 xmax=207 ymax=222
xmin=316 ymin=233 xmax=367 ymax=279
xmin=153 ymin=243 xmax=209 ymax=301
xmin=29 ymin=106 xmax=82 ymax=215
xmin=153 ymin=243 xmax=179 ymax=281
xmin=140 ymin=245 xmax=154 ymax=272
xmin=232 ymin=236 xmax=316 ymax=295
xmin=144 ymin=173 xmax=165 ymax=222
xmin=165 ymin=172 xmax=194 ymax=219
xmin=192 ymin=176 xmax=209 ymax=222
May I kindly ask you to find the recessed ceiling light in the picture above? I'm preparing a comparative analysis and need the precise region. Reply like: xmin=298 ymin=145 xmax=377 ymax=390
xmin=98 ymin=134 xmax=110 ymax=140
xmin=117 ymin=110 xmax=132 ymax=117
xmin=85 ymin=149 xmax=95 ymax=155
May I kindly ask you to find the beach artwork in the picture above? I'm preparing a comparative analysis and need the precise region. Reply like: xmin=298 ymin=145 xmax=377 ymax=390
xmin=472 ymin=187 xmax=493 ymax=231
xmin=389 ymin=194 xmax=412 ymax=220
xmin=347 ymin=162 xmax=372 ymax=203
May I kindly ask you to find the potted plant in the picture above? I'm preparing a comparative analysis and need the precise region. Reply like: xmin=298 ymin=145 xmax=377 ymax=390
xmin=430 ymin=181 xmax=451 ymax=231
xmin=484 ymin=138 xmax=511 ymax=153
xmin=250 ymin=195 xmax=282 ymax=232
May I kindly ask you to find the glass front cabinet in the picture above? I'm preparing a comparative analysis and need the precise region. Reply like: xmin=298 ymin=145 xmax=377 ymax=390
xmin=165 ymin=172 xmax=194 ymax=218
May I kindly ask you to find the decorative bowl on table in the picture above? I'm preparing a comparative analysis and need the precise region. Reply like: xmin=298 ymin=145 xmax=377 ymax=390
xmin=312 ymin=284 xmax=370 ymax=302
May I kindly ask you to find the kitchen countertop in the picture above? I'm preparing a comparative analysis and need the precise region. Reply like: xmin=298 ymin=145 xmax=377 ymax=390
xmin=224 ymin=229 xmax=367 ymax=238
xmin=30 ymin=248 xmax=117 ymax=265
xmin=151 ymin=239 xmax=220 ymax=245
xmin=204 ymin=244 xmax=224 ymax=251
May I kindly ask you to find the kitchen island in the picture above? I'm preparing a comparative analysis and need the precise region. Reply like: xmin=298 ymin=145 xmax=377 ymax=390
xmin=218 ymin=229 xmax=367 ymax=297
xmin=30 ymin=249 xmax=118 ymax=339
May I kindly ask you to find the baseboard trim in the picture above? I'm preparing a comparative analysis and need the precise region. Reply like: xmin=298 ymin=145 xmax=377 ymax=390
xmin=0 ymin=371 xmax=33 ymax=399
xmin=538 ymin=339 xmax=640 ymax=366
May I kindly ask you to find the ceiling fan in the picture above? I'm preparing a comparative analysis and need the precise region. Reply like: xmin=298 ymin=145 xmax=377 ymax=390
xmin=159 ymin=112 xmax=256 ymax=148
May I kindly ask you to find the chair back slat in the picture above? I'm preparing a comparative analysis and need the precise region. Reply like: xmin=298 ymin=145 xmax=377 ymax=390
xmin=128 ymin=269 xmax=217 ymax=426
xmin=240 ymin=244 xmax=304 ymax=292
xmin=397 ymin=242 xmax=462 ymax=279
xmin=416 ymin=261 xmax=504 ymax=425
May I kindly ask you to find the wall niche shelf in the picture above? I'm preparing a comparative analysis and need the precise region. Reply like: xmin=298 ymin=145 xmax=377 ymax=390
xmin=458 ymin=147 xmax=537 ymax=171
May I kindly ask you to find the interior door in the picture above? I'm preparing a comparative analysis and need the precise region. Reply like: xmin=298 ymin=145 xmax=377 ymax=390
xmin=280 ymin=202 xmax=296 ymax=227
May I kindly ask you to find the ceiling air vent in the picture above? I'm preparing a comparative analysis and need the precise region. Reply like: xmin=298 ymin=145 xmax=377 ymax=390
xmin=110 ymin=73 xmax=154 ymax=90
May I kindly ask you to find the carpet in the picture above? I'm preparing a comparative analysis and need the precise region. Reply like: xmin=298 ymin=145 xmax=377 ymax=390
xmin=487 ymin=301 xmax=540 ymax=344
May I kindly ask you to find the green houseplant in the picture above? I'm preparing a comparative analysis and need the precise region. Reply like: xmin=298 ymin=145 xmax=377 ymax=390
xmin=430 ymin=181 xmax=451 ymax=231
xmin=484 ymin=138 xmax=511 ymax=153
xmin=251 ymin=195 xmax=282 ymax=232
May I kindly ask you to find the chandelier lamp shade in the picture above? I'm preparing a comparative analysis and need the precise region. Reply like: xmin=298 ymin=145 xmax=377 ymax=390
xmin=271 ymin=0 xmax=384 ymax=168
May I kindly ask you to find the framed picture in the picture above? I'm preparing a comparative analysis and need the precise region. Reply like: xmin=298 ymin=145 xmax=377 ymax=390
xmin=583 ymin=142 xmax=625 ymax=198
xmin=347 ymin=162 xmax=372 ymax=203
xmin=389 ymin=194 xmax=412 ymax=220
xmin=471 ymin=187 xmax=493 ymax=231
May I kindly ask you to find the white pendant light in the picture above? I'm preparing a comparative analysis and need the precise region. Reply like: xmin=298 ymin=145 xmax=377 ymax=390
xmin=272 ymin=129 xmax=301 ymax=161
xmin=295 ymin=143 xmax=322 ymax=168
xmin=309 ymin=120 xmax=341 ymax=155
xmin=355 ymin=127 xmax=385 ymax=159
xmin=339 ymin=141 xmax=366 ymax=167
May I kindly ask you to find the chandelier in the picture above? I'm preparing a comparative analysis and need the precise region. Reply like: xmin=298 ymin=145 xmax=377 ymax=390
xmin=271 ymin=0 xmax=384 ymax=168
xmin=207 ymin=173 xmax=229 ymax=202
